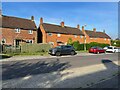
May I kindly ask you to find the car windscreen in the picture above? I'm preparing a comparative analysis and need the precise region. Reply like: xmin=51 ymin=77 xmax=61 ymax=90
xmin=108 ymin=47 xmax=112 ymax=49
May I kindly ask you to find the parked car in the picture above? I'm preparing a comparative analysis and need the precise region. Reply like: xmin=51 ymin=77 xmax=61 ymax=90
xmin=89 ymin=46 xmax=105 ymax=54
xmin=49 ymin=45 xmax=77 ymax=56
xmin=106 ymin=46 xmax=120 ymax=53
xmin=103 ymin=46 xmax=109 ymax=50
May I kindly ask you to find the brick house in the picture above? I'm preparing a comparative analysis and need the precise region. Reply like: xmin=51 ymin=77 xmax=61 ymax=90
xmin=0 ymin=15 xmax=37 ymax=46
xmin=81 ymin=26 xmax=111 ymax=45
xmin=38 ymin=18 xmax=85 ymax=47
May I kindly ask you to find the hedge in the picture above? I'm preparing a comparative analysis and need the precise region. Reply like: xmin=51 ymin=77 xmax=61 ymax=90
xmin=21 ymin=43 xmax=51 ymax=53
xmin=72 ymin=42 xmax=110 ymax=51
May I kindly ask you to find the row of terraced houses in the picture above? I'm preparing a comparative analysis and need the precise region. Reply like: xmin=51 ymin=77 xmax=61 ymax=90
xmin=0 ymin=15 xmax=111 ymax=47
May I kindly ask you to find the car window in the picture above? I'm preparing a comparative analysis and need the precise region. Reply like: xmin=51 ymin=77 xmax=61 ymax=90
xmin=64 ymin=46 xmax=72 ymax=49
xmin=114 ymin=47 xmax=117 ymax=49
xmin=108 ymin=47 xmax=112 ymax=49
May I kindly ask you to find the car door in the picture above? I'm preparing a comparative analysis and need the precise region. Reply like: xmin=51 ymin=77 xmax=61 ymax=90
xmin=98 ymin=47 xmax=104 ymax=53
xmin=60 ymin=46 xmax=67 ymax=54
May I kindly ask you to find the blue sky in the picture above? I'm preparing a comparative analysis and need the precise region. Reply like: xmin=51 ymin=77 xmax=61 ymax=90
xmin=2 ymin=2 xmax=118 ymax=39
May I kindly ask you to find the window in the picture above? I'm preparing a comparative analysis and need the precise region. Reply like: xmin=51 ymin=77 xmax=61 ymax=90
xmin=28 ymin=30 xmax=33 ymax=34
xmin=47 ymin=33 xmax=52 ymax=36
xmin=1 ymin=38 xmax=6 ymax=44
xmin=15 ymin=28 xmax=20 ymax=33
xmin=90 ymin=38 xmax=93 ymax=39
xmin=57 ymin=33 xmax=61 ymax=37
xmin=26 ymin=40 xmax=33 ymax=43
xmin=74 ymin=35 xmax=77 ymax=38
xmin=104 ymin=38 xmax=106 ymax=40
xmin=80 ymin=35 xmax=83 ymax=38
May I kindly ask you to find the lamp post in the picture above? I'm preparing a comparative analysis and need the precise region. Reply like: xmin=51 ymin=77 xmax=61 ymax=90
xmin=84 ymin=24 xmax=87 ymax=51
xmin=84 ymin=36 xmax=86 ymax=51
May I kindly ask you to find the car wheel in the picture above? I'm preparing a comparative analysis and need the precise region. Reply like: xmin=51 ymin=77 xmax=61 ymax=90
xmin=55 ymin=52 xmax=61 ymax=56
xmin=97 ymin=51 xmax=99 ymax=54
xmin=71 ymin=51 xmax=75 ymax=55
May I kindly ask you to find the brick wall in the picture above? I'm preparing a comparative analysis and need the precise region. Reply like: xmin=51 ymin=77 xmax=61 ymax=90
xmin=82 ymin=26 xmax=111 ymax=45
xmin=1 ymin=28 xmax=37 ymax=45
xmin=39 ymin=24 xmax=84 ymax=47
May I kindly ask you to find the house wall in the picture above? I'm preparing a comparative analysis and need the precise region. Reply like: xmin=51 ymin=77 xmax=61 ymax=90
xmin=1 ymin=28 xmax=37 ymax=45
xmin=89 ymin=37 xmax=111 ymax=44
xmin=39 ymin=24 xmax=84 ymax=47
xmin=82 ymin=27 xmax=111 ymax=45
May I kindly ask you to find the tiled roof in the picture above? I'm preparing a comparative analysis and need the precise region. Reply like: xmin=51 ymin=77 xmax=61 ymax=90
xmin=42 ymin=23 xmax=84 ymax=35
xmin=85 ymin=30 xmax=111 ymax=39
xmin=0 ymin=15 xmax=37 ymax=30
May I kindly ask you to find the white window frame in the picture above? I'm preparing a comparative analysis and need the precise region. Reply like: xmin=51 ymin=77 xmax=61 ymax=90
xmin=26 ymin=40 xmax=33 ymax=43
xmin=57 ymin=33 xmax=61 ymax=37
xmin=1 ymin=38 xmax=6 ymax=44
xmin=15 ymin=28 xmax=20 ymax=33
xmin=28 ymin=30 xmax=33 ymax=34
xmin=47 ymin=33 xmax=52 ymax=36
xmin=80 ymin=35 xmax=83 ymax=38
xmin=74 ymin=35 xmax=77 ymax=38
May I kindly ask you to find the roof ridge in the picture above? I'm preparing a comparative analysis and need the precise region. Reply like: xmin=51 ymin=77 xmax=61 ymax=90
xmin=43 ymin=23 xmax=80 ymax=30
xmin=2 ymin=15 xmax=33 ymax=22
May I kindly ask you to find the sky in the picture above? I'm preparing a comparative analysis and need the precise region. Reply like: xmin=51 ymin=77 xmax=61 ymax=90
xmin=2 ymin=2 xmax=118 ymax=39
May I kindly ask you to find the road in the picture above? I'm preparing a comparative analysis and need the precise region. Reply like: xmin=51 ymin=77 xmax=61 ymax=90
xmin=1 ymin=53 xmax=119 ymax=88
xmin=90 ymin=74 xmax=120 ymax=88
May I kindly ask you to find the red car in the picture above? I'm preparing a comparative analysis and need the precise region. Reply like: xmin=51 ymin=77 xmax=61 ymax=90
xmin=89 ymin=46 xmax=105 ymax=54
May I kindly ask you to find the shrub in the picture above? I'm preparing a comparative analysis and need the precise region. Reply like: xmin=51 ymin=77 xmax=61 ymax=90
xmin=67 ymin=38 xmax=73 ymax=45
xmin=73 ymin=41 xmax=80 ymax=50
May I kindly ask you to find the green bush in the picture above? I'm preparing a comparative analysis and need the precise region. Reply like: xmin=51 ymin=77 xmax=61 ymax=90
xmin=71 ymin=42 xmax=110 ymax=51
xmin=73 ymin=41 xmax=80 ymax=50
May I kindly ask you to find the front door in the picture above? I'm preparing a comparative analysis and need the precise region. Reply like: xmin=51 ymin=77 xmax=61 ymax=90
xmin=15 ymin=39 xmax=20 ymax=46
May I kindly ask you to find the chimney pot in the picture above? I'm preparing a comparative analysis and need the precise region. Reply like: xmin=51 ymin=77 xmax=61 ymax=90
xmin=77 ymin=24 xmax=80 ymax=29
xmin=40 ymin=17 xmax=43 ymax=24
xmin=60 ymin=22 xmax=64 ymax=27
xmin=93 ymin=28 xmax=96 ymax=32
xmin=31 ymin=16 xmax=34 ymax=21
xmin=82 ymin=26 xmax=84 ymax=32
xmin=103 ymin=30 xmax=105 ymax=33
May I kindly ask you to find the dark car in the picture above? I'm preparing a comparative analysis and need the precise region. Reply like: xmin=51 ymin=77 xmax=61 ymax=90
xmin=49 ymin=45 xmax=77 ymax=56
xmin=89 ymin=46 xmax=105 ymax=54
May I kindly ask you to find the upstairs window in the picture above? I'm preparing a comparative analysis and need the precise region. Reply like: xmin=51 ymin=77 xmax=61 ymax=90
xmin=28 ymin=30 xmax=33 ymax=34
xmin=80 ymin=35 xmax=83 ymax=38
xmin=74 ymin=35 xmax=77 ymax=38
xmin=57 ymin=33 xmax=61 ymax=37
xmin=48 ymin=33 xmax=52 ymax=36
xmin=15 ymin=28 xmax=20 ymax=33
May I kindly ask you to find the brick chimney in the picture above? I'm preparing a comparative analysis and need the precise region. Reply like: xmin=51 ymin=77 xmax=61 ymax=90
xmin=40 ymin=17 xmax=43 ymax=24
xmin=31 ymin=16 xmax=34 ymax=21
xmin=93 ymin=28 xmax=96 ymax=32
xmin=60 ymin=22 xmax=64 ymax=27
xmin=82 ymin=26 xmax=85 ymax=32
xmin=77 ymin=24 xmax=80 ymax=29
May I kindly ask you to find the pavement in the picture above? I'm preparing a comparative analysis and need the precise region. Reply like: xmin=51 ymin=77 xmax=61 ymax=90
xmin=1 ymin=53 xmax=119 ymax=88
xmin=0 ymin=52 xmax=114 ymax=62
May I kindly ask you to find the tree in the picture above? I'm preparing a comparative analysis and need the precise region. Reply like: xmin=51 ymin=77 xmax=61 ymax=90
xmin=67 ymin=38 xmax=73 ymax=45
